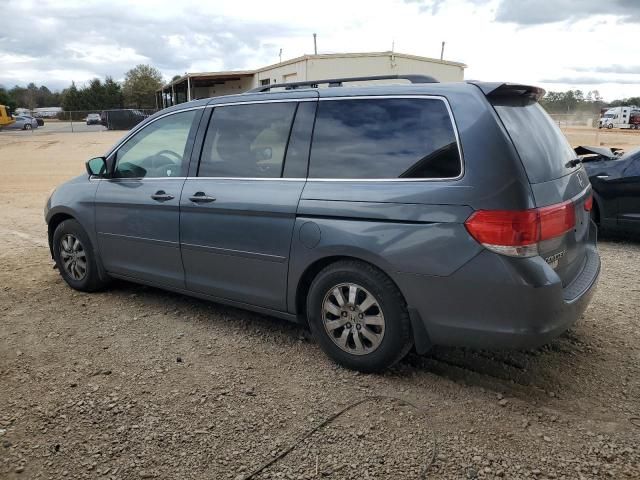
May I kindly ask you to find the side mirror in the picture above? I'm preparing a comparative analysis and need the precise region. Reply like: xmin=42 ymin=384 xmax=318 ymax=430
xmin=86 ymin=156 xmax=108 ymax=177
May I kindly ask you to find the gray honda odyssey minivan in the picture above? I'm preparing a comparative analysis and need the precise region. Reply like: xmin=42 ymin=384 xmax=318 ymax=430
xmin=45 ymin=75 xmax=600 ymax=372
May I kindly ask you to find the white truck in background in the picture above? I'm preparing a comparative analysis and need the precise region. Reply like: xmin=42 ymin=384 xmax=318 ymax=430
xmin=599 ymin=106 xmax=640 ymax=129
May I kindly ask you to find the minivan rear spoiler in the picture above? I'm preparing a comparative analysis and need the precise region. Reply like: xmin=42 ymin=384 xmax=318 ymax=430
xmin=467 ymin=81 xmax=546 ymax=102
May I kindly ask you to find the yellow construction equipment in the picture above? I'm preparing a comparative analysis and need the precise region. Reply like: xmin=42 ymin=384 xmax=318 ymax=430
xmin=0 ymin=105 xmax=15 ymax=128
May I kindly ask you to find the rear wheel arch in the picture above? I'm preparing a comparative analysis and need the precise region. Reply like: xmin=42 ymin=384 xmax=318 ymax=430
xmin=295 ymin=255 xmax=406 ymax=325
xmin=303 ymin=257 xmax=414 ymax=371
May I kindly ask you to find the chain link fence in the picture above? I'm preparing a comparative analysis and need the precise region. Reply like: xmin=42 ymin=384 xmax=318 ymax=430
xmin=547 ymin=112 xmax=640 ymax=147
xmin=1 ymin=109 xmax=158 ymax=134
xmin=548 ymin=113 xmax=599 ymax=129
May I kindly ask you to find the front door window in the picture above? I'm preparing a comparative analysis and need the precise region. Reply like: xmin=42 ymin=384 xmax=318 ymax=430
xmin=114 ymin=110 xmax=198 ymax=178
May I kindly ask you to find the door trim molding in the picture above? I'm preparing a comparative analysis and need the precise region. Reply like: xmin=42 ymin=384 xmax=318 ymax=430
xmin=181 ymin=242 xmax=287 ymax=263
xmin=98 ymin=231 xmax=179 ymax=247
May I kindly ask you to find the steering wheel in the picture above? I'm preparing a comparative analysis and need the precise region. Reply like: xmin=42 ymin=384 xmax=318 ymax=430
xmin=155 ymin=149 xmax=182 ymax=162
xmin=139 ymin=149 xmax=182 ymax=177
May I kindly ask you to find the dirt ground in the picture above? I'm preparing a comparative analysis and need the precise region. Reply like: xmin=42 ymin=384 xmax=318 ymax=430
xmin=561 ymin=126 xmax=640 ymax=151
xmin=1 ymin=129 xmax=639 ymax=480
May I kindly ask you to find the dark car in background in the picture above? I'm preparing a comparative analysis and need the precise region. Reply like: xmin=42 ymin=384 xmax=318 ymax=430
xmin=86 ymin=113 xmax=101 ymax=125
xmin=578 ymin=146 xmax=640 ymax=234
xmin=100 ymin=109 xmax=149 ymax=130
xmin=45 ymin=76 xmax=600 ymax=372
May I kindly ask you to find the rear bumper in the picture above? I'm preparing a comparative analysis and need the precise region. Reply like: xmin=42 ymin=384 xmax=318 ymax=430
xmin=396 ymin=242 xmax=600 ymax=350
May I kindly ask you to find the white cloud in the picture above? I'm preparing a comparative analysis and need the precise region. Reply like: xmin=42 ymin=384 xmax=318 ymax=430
xmin=1 ymin=0 xmax=640 ymax=100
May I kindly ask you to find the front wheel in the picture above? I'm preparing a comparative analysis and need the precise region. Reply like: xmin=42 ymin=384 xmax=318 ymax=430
xmin=607 ymin=123 xmax=613 ymax=129
xmin=306 ymin=260 xmax=413 ymax=372
xmin=23 ymin=123 xmax=32 ymax=130
xmin=53 ymin=219 xmax=109 ymax=292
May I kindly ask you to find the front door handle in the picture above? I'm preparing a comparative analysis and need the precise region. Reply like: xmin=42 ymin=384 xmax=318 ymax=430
xmin=151 ymin=190 xmax=174 ymax=201
xmin=189 ymin=191 xmax=216 ymax=203
xmin=596 ymin=175 xmax=610 ymax=180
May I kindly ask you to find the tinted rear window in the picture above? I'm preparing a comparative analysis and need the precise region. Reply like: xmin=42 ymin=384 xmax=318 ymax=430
xmin=308 ymin=98 xmax=461 ymax=179
xmin=199 ymin=103 xmax=296 ymax=178
xmin=492 ymin=100 xmax=578 ymax=183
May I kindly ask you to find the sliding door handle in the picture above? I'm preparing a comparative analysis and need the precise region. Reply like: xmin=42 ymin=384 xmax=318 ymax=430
xmin=189 ymin=192 xmax=216 ymax=203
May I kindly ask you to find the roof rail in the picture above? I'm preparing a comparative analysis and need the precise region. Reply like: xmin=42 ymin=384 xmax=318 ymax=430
xmin=248 ymin=74 xmax=439 ymax=93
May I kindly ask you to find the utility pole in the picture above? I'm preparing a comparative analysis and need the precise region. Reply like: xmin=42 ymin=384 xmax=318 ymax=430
xmin=279 ymin=48 xmax=283 ymax=63
xmin=313 ymin=33 xmax=317 ymax=55
xmin=440 ymin=41 xmax=445 ymax=60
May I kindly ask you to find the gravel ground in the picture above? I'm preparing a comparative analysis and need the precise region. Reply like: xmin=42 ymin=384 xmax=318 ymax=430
xmin=1 ymin=132 xmax=639 ymax=479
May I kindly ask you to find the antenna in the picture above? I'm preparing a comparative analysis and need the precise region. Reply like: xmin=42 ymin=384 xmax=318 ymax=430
xmin=440 ymin=41 xmax=445 ymax=60
xmin=279 ymin=48 xmax=283 ymax=63
xmin=390 ymin=40 xmax=396 ymax=68
xmin=313 ymin=33 xmax=317 ymax=55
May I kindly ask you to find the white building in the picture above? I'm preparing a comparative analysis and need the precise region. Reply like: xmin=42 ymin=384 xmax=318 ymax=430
xmin=157 ymin=51 xmax=466 ymax=108
xmin=32 ymin=107 xmax=63 ymax=118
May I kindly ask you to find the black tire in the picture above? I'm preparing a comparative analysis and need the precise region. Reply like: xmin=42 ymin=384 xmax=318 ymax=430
xmin=23 ymin=123 xmax=32 ymax=130
xmin=306 ymin=260 xmax=413 ymax=372
xmin=53 ymin=219 xmax=109 ymax=292
xmin=607 ymin=123 xmax=613 ymax=129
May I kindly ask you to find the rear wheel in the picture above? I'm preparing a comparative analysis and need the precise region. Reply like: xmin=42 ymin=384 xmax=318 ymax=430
xmin=306 ymin=260 xmax=413 ymax=372
xmin=23 ymin=123 xmax=32 ymax=130
xmin=53 ymin=219 xmax=109 ymax=292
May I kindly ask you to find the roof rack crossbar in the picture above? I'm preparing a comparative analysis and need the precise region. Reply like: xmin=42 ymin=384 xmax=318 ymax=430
xmin=248 ymin=74 xmax=438 ymax=93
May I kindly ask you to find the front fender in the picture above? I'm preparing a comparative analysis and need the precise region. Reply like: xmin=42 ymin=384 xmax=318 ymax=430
xmin=45 ymin=176 xmax=100 ymax=256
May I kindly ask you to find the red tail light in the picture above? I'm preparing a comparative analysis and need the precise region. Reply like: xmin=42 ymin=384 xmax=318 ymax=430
xmin=465 ymin=201 xmax=576 ymax=257
xmin=584 ymin=193 xmax=593 ymax=212
xmin=539 ymin=201 xmax=576 ymax=240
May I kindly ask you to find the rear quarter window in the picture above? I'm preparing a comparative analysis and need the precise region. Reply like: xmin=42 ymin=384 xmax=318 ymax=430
xmin=492 ymin=100 xmax=578 ymax=184
xmin=308 ymin=98 xmax=461 ymax=179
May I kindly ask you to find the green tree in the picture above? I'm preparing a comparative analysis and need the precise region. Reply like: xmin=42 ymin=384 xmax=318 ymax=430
xmin=9 ymin=85 xmax=27 ymax=108
xmin=85 ymin=78 xmax=105 ymax=110
xmin=35 ymin=85 xmax=60 ymax=107
xmin=0 ymin=86 xmax=17 ymax=110
xmin=103 ymin=76 xmax=124 ymax=109
xmin=61 ymin=82 xmax=82 ymax=111
xmin=122 ymin=64 xmax=163 ymax=108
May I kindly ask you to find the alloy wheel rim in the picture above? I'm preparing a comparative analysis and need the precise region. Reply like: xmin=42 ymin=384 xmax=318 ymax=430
xmin=60 ymin=234 xmax=87 ymax=281
xmin=321 ymin=283 xmax=385 ymax=356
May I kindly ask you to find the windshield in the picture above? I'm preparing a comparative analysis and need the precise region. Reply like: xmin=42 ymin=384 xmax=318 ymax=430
xmin=603 ymin=113 xmax=615 ymax=118
xmin=492 ymin=100 xmax=579 ymax=183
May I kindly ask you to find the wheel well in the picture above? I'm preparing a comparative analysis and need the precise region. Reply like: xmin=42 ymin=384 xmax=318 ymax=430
xmin=294 ymin=255 xmax=404 ymax=326
xmin=47 ymin=213 xmax=74 ymax=255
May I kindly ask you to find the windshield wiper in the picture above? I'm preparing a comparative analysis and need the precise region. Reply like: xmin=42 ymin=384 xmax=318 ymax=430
xmin=566 ymin=158 xmax=582 ymax=168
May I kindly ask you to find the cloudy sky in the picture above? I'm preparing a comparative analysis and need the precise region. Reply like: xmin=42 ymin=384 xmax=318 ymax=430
xmin=3 ymin=0 xmax=640 ymax=100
